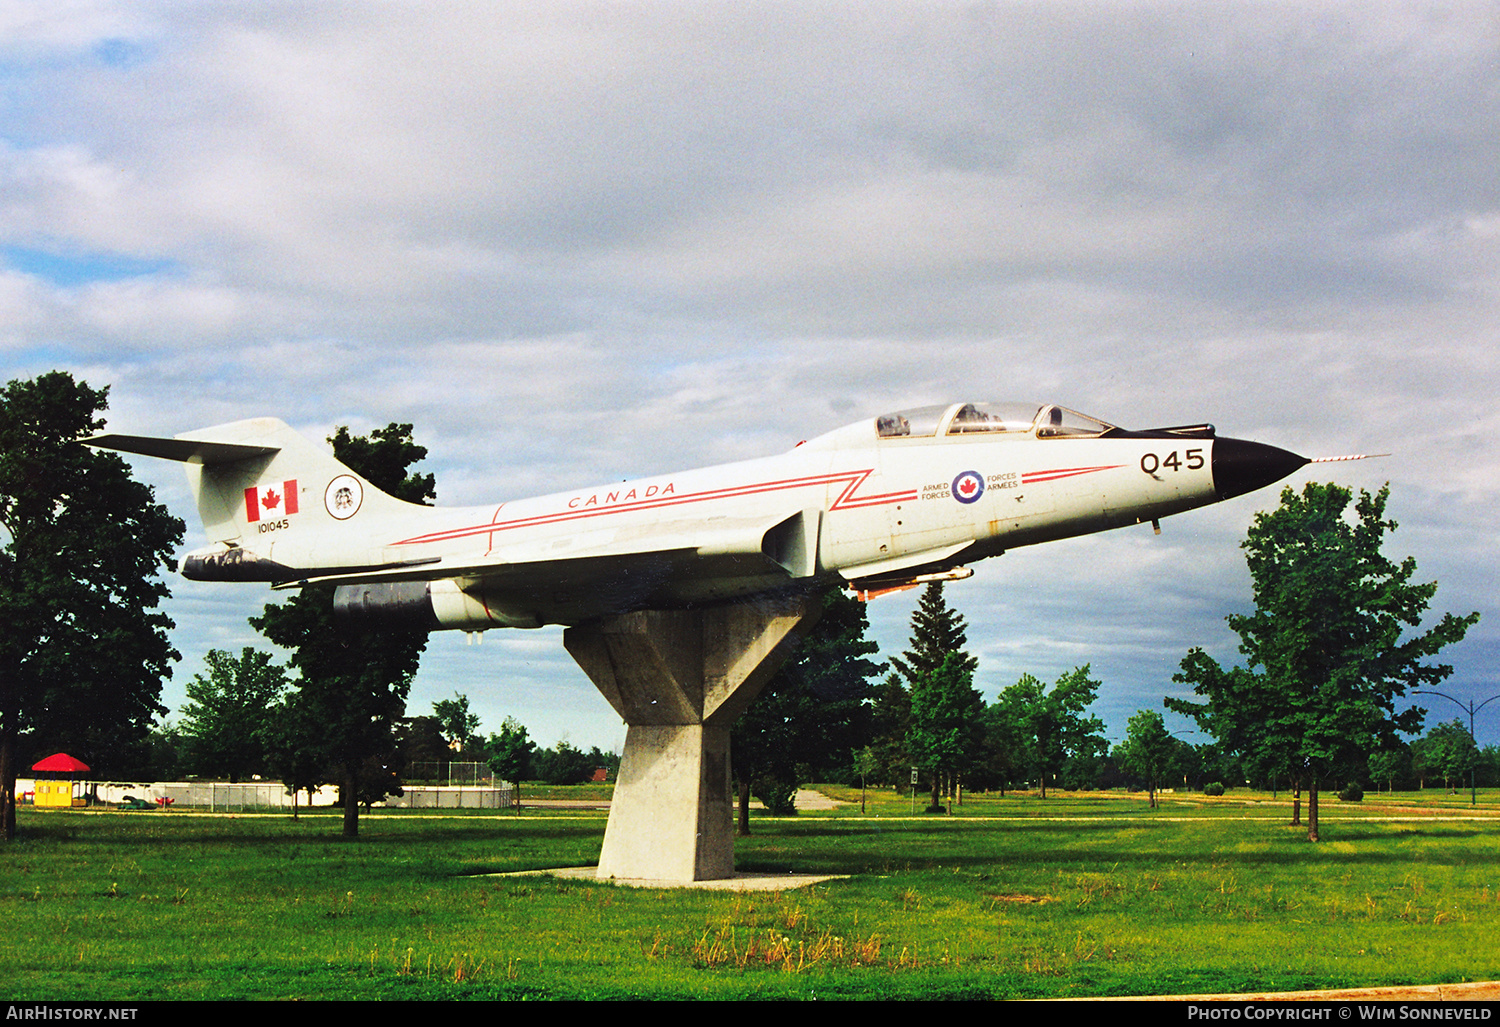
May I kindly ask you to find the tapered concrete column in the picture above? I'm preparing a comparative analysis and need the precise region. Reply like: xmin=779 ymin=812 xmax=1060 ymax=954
xmin=563 ymin=593 xmax=821 ymax=882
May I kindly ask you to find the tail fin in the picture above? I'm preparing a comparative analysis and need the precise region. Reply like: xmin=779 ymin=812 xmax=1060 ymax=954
xmin=88 ymin=418 xmax=426 ymax=580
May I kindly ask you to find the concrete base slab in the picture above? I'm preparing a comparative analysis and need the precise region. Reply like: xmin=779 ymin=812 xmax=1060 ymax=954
xmin=494 ymin=866 xmax=849 ymax=891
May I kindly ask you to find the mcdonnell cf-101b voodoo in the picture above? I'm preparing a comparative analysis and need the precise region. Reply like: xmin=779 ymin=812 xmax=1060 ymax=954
xmin=89 ymin=402 xmax=1325 ymax=627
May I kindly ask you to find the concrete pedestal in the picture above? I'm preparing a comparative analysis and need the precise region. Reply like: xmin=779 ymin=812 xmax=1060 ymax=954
xmin=563 ymin=594 xmax=821 ymax=882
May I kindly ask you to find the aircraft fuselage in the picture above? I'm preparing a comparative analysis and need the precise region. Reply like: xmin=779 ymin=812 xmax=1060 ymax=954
xmin=92 ymin=401 xmax=1308 ymax=631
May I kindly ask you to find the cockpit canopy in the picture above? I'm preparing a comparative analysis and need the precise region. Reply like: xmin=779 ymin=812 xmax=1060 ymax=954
xmin=875 ymin=402 xmax=1115 ymax=440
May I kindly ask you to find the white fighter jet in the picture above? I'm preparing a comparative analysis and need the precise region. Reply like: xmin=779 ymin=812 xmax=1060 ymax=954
xmin=89 ymin=401 xmax=1314 ymax=630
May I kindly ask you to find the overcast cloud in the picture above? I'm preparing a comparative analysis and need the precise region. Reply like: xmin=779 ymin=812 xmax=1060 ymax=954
xmin=3 ymin=1 xmax=1497 ymax=752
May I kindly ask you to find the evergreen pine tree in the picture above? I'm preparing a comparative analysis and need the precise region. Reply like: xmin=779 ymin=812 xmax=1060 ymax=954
xmin=869 ymin=671 xmax=912 ymax=788
xmin=890 ymin=582 xmax=978 ymax=684
xmin=731 ymin=587 xmax=882 ymax=831
xmin=895 ymin=582 xmax=982 ymax=809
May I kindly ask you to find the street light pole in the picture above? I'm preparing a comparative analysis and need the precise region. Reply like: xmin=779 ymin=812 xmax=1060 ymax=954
xmin=1412 ymin=690 xmax=1500 ymax=807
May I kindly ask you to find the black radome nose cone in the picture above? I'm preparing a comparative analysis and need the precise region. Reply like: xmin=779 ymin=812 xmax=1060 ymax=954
xmin=1212 ymin=438 xmax=1309 ymax=501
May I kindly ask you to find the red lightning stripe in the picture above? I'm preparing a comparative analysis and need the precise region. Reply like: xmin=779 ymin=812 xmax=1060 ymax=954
xmin=392 ymin=469 xmax=916 ymax=547
xmin=1021 ymin=465 xmax=1123 ymax=485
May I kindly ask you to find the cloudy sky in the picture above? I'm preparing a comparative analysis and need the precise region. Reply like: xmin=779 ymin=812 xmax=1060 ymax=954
xmin=4 ymin=1 xmax=1497 ymax=754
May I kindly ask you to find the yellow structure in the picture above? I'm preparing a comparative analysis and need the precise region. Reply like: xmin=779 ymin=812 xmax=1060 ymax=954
xmin=33 ymin=779 xmax=77 ymax=807
xmin=30 ymin=753 xmax=90 ymax=807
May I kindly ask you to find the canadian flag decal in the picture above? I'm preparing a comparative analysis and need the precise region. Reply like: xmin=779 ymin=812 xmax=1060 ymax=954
xmin=245 ymin=480 xmax=299 ymax=522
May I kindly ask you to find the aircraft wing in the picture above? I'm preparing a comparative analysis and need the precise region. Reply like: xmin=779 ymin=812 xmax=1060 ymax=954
xmin=318 ymin=535 xmax=804 ymax=630
xmin=267 ymin=508 xmax=820 ymax=593
xmin=281 ymin=543 xmax=704 ymax=590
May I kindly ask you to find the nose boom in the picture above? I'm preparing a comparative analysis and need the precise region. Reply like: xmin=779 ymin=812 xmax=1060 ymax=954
xmin=1212 ymin=437 xmax=1309 ymax=501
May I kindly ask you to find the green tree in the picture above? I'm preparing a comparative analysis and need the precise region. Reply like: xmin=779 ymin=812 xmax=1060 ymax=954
xmin=868 ymin=671 xmax=912 ymax=789
xmin=1480 ymin=745 xmax=1500 ymax=789
xmin=587 ymin=746 xmax=621 ymax=781
xmin=1171 ymin=649 xmax=1306 ymax=806
xmin=1411 ymin=720 xmax=1478 ymax=794
xmin=180 ymin=648 xmax=289 ymax=782
xmin=1367 ymin=745 xmax=1412 ymax=793
xmin=890 ymin=582 xmax=978 ymax=683
xmin=260 ymin=691 xmax=330 ymax=818
xmin=140 ymin=720 xmax=186 ymax=782
xmin=535 ymin=740 xmax=597 ymax=785
xmin=1192 ymin=741 xmax=1243 ymax=794
xmin=1168 ymin=483 xmax=1478 ymax=841
xmin=252 ymin=423 xmax=434 ymax=838
xmin=994 ymin=666 xmax=1106 ymax=798
xmin=326 ymin=424 xmax=436 ymax=507
xmin=396 ymin=715 xmax=452 ymax=780
xmin=431 ymin=692 xmax=481 ymax=752
xmin=1059 ymin=733 xmax=1112 ymax=791
xmin=731 ymin=586 xmax=882 ymax=831
xmin=851 ymin=745 xmax=879 ymax=812
xmin=892 ymin=582 xmax=982 ymax=807
xmin=907 ymin=651 xmax=984 ymax=811
xmin=487 ymin=716 xmax=536 ymax=807
xmin=0 ymin=373 xmax=183 ymax=840
xmin=1114 ymin=710 xmax=1180 ymax=808
xmin=980 ymin=686 xmax=1035 ymax=794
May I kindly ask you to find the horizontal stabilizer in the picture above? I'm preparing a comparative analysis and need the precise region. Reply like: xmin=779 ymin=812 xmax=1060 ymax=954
xmin=87 ymin=433 xmax=278 ymax=465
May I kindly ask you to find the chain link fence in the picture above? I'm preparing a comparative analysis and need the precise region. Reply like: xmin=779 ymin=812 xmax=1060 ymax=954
xmin=393 ymin=762 xmax=512 ymax=808
xmin=68 ymin=773 xmax=512 ymax=812
xmin=406 ymin=762 xmax=496 ymax=786
xmin=157 ymin=781 xmax=329 ymax=811
xmin=384 ymin=785 xmax=513 ymax=809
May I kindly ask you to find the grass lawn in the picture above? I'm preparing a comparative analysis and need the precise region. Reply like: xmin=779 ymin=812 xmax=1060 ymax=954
xmin=3 ymin=787 xmax=1498 ymax=1000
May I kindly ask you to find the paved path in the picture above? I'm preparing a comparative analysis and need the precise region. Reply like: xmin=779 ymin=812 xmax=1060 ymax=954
xmin=514 ymin=865 xmax=848 ymax=891
xmin=1102 ymin=981 xmax=1500 ymax=1002
xmin=793 ymin=788 xmax=846 ymax=810
xmin=520 ymin=788 xmax=848 ymax=812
